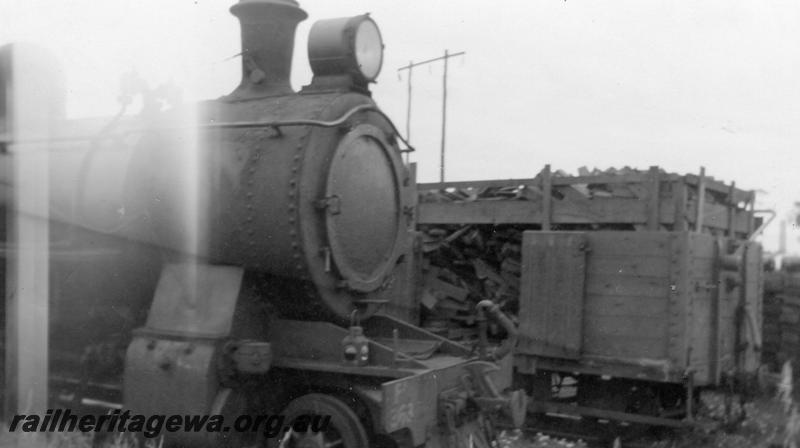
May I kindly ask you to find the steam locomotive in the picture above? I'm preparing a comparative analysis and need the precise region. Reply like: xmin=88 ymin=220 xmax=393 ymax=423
xmin=0 ymin=0 xmax=767 ymax=447
xmin=2 ymin=1 xmax=522 ymax=447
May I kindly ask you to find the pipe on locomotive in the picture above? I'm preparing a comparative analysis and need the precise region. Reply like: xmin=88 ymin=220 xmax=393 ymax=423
xmin=476 ymin=299 xmax=518 ymax=361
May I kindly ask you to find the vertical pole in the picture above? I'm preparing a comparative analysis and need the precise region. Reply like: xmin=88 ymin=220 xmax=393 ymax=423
xmin=726 ymin=182 xmax=736 ymax=238
xmin=542 ymin=165 xmax=552 ymax=231
xmin=440 ymin=49 xmax=448 ymax=183
xmin=6 ymin=129 xmax=50 ymax=428
xmin=0 ymin=48 xmax=7 ymax=420
xmin=709 ymin=239 xmax=722 ymax=384
xmin=404 ymin=61 xmax=412 ymax=164
xmin=674 ymin=176 xmax=689 ymax=232
xmin=405 ymin=60 xmax=412 ymax=143
xmin=696 ymin=167 xmax=706 ymax=233
xmin=646 ymin=165 xmax=661 ymax=231
xmin=1 ymin=44 xmax=56 ymax=446
xmin=747 ymin=191 xmax=756 ymax=236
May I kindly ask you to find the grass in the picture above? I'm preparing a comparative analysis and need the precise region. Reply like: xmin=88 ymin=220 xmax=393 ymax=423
xmin=2 ymin=364 xmax=799 ymax=448
xmin=498 ymin=363 xmax=800 ymax=448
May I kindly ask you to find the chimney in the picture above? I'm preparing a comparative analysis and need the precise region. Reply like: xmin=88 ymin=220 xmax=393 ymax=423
xmin=229 ymin=0 xmax=307 ymax=98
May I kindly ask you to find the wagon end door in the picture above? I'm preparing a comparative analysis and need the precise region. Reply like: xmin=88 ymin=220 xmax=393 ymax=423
xmin=518 ymin=231 xmax=588 ymax=359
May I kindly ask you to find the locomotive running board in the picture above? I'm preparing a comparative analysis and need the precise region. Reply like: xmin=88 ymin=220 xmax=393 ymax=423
xmin=266 ymin=318 xmax=521 ymax=447
xmin=267 ymin=317 xmax=472 ymax=374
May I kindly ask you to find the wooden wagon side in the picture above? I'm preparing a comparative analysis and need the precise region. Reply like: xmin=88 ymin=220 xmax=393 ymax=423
xmin=418 ymin=165 xmax=761 ymax=239
xmin=515 ymin=230 xmax=762 ymax=388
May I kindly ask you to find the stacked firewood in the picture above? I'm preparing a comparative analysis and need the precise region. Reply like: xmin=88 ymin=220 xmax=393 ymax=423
xmin=419 ymin=225 xmax=524 ymax=340
xmin=417 ymin=166 xmax=751 ymax=340
xmin=419 ymin=166 xmax=736 ymax=209
xmin=418 ymin=166 xmax=663 ymax=205
xmin=417 ymin=167 xmax=655 ymax=339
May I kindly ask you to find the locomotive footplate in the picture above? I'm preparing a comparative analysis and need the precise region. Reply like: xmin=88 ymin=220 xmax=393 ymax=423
xmin=125 ymin=263 xmax=522 ymax=447
xmin=267 ymin=316 xmax=526 ymax=448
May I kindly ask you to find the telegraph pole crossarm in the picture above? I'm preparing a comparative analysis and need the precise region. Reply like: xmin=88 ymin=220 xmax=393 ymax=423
xmin=398 ymin=50 xmax=465 ymax=181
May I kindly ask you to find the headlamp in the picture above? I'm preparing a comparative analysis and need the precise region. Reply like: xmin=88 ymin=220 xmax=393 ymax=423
xmin=308 ymin=15 xmax=384 ymax=85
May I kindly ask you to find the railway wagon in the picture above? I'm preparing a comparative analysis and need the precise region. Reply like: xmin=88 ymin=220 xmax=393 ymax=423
xmin=517 ymin=230 xmax=762 ymax=424
xmin=1 ymin=2 xmax=772 ymax=444
xmin=418 ymin=166 xmax=767 ymax=425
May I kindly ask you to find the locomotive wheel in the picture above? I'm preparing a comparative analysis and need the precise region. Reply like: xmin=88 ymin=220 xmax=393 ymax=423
xmin=267 ymin=393 xmax=370 ymax=448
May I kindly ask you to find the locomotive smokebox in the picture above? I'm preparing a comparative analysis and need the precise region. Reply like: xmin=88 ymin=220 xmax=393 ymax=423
xmin=124 ymin=1 xmax=413 ymax=323
xmin=229 ymin=0 xmax=307 ymax=98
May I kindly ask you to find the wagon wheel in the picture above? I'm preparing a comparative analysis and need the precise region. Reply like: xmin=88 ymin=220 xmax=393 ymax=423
xmin=267 ymin=393 xmax=370 ymax=448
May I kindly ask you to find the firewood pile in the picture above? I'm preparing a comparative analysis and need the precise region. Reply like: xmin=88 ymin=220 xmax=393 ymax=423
xmin=419 ymin=166 xmax=659 ymax=204
xmin=418 ymin=166 xmax=741 ymax=212
xmin=416 ymin=166 xmax=754 ymax=340
xmin=419 ymin=224 xmax=524 ymax=340
xmin=417 ymin=167 xmax=659 ymax=339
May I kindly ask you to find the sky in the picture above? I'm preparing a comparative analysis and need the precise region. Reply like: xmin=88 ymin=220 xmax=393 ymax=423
xmin=1 ymin=0 xmax=799 ymax=252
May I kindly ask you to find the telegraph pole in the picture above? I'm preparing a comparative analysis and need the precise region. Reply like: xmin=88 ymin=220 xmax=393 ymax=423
xmin=403 ymin=60 xmax=412 ymax=142
xmin=398 ymin=49 xmax=464 ymax=181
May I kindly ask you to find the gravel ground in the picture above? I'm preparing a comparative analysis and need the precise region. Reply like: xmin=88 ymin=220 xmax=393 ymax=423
xmin=498 ymin=390 xmax=794 ymax=448
xmin=0 ymin=390 xmax=794 ymax=448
